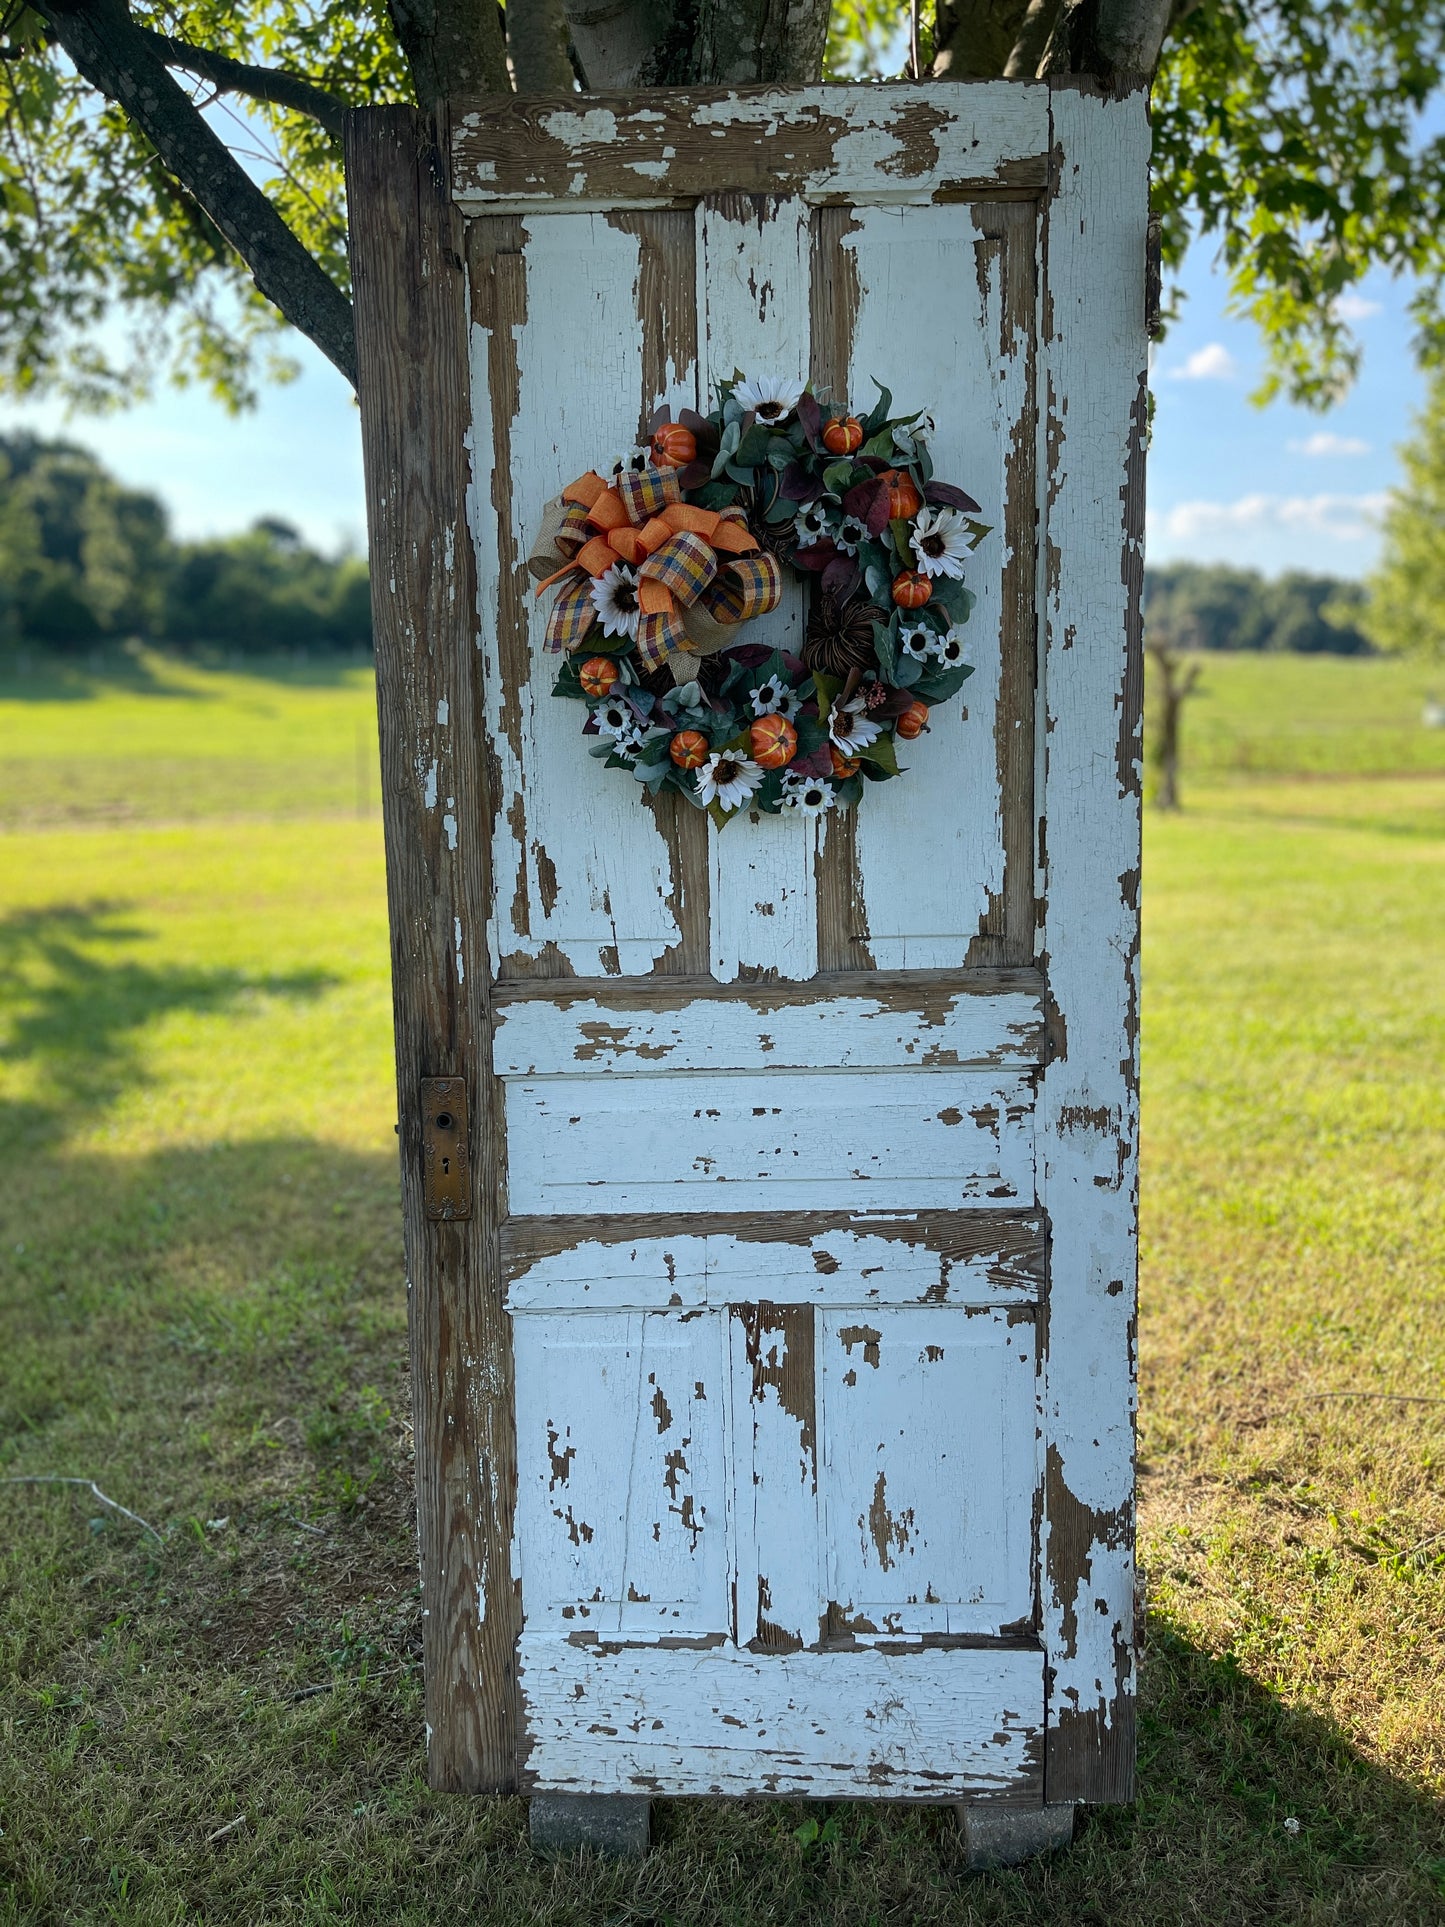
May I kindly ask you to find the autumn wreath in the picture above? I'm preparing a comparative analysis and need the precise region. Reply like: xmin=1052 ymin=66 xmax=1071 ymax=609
xmin=527 ymin=374 xmax=988 ymax=826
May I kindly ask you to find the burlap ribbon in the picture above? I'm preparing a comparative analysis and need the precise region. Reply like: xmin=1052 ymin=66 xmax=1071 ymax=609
xmin=529 ymin=466 xmax=784 ymax=672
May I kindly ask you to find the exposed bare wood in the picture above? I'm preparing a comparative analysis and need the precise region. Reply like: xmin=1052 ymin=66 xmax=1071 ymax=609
xmin=346 ymin=106 xmax=518 ymax=1792
xmin=492 ymin=965 xmax=1046 ymax=1009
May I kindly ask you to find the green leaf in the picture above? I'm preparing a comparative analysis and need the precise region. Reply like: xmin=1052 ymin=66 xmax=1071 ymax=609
xmin=913 ymin=663 xmax=975 ymax=702
xmin=862 ymin=380 xmax=892 ymax=434
xmin=858 ymin=730 xmax=899 ymax=774
xmin=733 ymin=422 xmax=773 ymax=469
xmin=822 ymin=460 xmax=857 ymax=494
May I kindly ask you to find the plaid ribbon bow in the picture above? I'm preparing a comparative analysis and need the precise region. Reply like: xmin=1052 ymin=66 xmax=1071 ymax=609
xmin=529 ymin=464 xmax=784 ymax=671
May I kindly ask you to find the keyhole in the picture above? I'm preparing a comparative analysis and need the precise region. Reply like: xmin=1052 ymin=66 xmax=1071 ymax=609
xmin=442 ymin=1156 xmax=451 ymax=1175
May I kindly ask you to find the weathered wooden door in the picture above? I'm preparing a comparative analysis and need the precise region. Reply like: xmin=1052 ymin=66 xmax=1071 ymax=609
xmin=348 ymin=80 xmax=1146 ymax=1809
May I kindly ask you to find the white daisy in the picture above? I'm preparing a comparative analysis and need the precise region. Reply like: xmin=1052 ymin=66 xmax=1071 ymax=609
xmin=932 ymin=627 xmax=968 ymax=668
xmin=610 ymin=722 xmax=648 ymax=758
xmin=780 ymin=774 xmax=836 ymax=816
xmin=898 ymin=622 xmax=934 ymax=662
xmin=828 ymin=693 xmax=881 ymax=757
xmin=732 ymin=375 xmax=807 ymax=425
xmin=750 ymin=674 xmax=801 ymax=721
xmin=910 ymin=507 xmax=973 ymax=580
xmin=610 ymin=447 xmax=653 ymax=476
xmin=794 ymin=503 xmax=830 ymax=548
xmin=832 ymin=513 xmax=868 ymax=556
xmin=696 ymin=751 xmax=763 ymax=813
xmin=590 ymin=564 xmax=642 ymax=640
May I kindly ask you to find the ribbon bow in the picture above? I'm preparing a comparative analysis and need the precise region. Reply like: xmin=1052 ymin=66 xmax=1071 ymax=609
xmin=528 ymin=464 xmax=784 ymax=672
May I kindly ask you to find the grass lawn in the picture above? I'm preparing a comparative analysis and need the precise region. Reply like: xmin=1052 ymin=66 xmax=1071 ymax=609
xmin=1 ymin=651 xmax=1442 ymax=1923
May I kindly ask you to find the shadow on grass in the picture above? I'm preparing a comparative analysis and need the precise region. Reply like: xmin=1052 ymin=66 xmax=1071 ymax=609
xmin=1 ymin=1131 xmax=1442 ymax=1921
xmin=0 ymin=642 xmax=374 ymax=702
xmin=0 ymin=899 xmax=336 ymax=1151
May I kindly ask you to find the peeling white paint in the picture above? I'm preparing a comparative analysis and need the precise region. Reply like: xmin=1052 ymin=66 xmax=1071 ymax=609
xmin=423 ymin=759 xmax=439 ymax=811
xmin=454 ymin=916 xmax=465 ymax=984
xmin=436 ymin=696 xmax=450 ymax=725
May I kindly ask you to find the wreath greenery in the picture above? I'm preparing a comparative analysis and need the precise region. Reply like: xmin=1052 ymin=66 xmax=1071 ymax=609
xmin=529 ymin=374 xmax=989 ymax=828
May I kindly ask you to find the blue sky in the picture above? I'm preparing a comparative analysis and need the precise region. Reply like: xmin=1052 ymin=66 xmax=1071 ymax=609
xmin=0 ymin=231 xmax=1426 ymax=580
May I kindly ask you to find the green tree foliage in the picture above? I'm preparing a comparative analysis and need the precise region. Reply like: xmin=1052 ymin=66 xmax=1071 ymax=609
xmin=2 ymin=0 xmax=1444 ymax=412
xmin=1361 ymin=373 xmax=1445 ymax=661
xmin=1144 ymin=563 xmax=1371 ymax=656
xmin=0 ymin=434 xmax=371 ymax=650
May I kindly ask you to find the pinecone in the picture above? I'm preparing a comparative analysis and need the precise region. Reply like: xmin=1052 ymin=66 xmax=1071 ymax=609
xmin=803 ymin=592 xmax=883 ymax=679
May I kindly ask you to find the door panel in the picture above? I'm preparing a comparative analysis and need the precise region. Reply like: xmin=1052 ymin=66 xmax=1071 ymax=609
xmin=818 ymin=1306 xmax=1038 ymax=1637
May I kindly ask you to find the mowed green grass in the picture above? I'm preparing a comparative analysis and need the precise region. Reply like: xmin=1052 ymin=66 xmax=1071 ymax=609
xmin=0 ymin=651 xmax=1442 ymax=1924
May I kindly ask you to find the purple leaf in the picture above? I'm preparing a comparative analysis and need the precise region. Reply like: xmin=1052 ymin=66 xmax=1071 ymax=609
xmin=796 ymin=391 xmax=823 ymax=449
xmin=789 ymin=742 xmax=835 ymax=778
xmin=791 ymin=540 xmax=839 ymax=573
xmin=924 ymin=480 xmax=982 ymax=513
xmin=821 ymin=555 xmax=861 ymax=598
xmin=780 ymin=461 xmax=822 ymax=504
xmin=674 ymin=460 xmax=712 ymax=490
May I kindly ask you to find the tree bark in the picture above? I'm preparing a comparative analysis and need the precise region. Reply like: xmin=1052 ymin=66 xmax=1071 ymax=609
xmin=38 ymin=0 xmax=358 ymax=386
xmin=508 ymin=0 xmax=576 ymax=91
xmin=387 ymin=0 xmax=509 ymax=107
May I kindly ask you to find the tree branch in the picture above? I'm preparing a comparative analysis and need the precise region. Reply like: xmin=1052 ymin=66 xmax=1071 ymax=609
xmin=136 ymin=29 xmax=348 ymax=142
xmin=34 ymin=0 xmax=356 ymax=388
xmin=386 ymin=0 xmax=508 ymax=107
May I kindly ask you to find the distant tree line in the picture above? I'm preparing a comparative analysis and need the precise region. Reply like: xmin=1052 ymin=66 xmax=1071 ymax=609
xmin=0 ymin=434 xmax=370 ymax=653
xmin=1143 ymin=564 xmax=1371 ymax=656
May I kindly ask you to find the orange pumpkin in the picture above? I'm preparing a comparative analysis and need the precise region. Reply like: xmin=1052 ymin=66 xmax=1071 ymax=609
xmin=579 ymin=656 xmax=620 ymax=698
xmin=892 ymin=569 xmax=932 ymax=609
xmin=822 ymin=415 xmax=864 ymax=456
xmin=749 ymin=714 xmax=798 ymax=769
xmin=829 ymin=745 xmax=861 ymax=779
xmin=669 ymin=729 xmax=710 ymax=770
xmin=895 ymin=699 xmax=930 ymax=740
xmin=651 ymin=423 xmax=697 ymax=468
xmin=880 ymin=468 xmax=922 ymax=519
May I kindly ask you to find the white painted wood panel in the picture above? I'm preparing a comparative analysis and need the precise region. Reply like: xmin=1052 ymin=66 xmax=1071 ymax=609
xmin=518 ymin=1641 xmax=1045 ymax=1798
xmin=503 ymin=1070 xmax=1035 ymax=1214
xmin=818 ymin=1306 xmax=1037 ymax=1636
xmin=841 ymin=201 xmax=1027 ymax=967
xmin=512 ymin=1309 xmax=733 ymax=1637
xmin=698 ymin=193 xmax=817 ymax=982
xmin=1035 ymin=86 xmax=1148 ymax=1798
xmin=503 ymin=1218 xmax=1045 ymax=1310
xmin=471 ymin=211 xmax=695 ymax=978
xmin=729 ymin=1304 xmax=820 ymax=1649
xmin=492 ymin=982 xmax=1046 ymax=1075
xmin=452 ymin=83 xmax=1052 ymax=213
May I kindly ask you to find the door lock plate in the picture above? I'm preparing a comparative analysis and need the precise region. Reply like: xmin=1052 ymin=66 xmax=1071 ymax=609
xmin=420 ymin=1077 xmax=471 ymax=1220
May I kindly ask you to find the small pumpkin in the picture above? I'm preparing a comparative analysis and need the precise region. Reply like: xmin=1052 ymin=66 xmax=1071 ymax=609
xmin=651 ymin=422 xmax=697 ymax=468
xmin=895 ymin=699 xmax=930 ymax=740
xmin=669 ymin=729 xmax=710 ymax=770
xmin=829 ymin=745 xmax=861 ymax=779
xmin=579 ymin=656 xmax=620 ymax=698
xmin=749 ymin=714 xmax=798 ymax=770
xmin=892 ymin=569 xmax=932 ymax=609
xmin=822 ymin=415 xmax=864 ymax=456
xmin=880 ymin=467 xmax=922 ymax=519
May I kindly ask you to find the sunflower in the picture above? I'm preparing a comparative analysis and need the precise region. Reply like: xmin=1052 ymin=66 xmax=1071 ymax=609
xmin=593 ymin=696 xmax=638 ymax=740
xmin=933 ymin=627 xmax=968 ymax=668
xmin=910 ymin=507 xmax=973 ymax=579
xmin=832 ymin=513 xmax=868 ymax=556
xmin=803 ymin=591 xmax=881 ymax=679
xmin=750 ymin=674 xmax=802 ymax=721
xmin=590 ymin=564 xmax=642 ymax=640
xmin=780 ymin=772 xmax=836 ymax=816
xmin=898 ymin=621 xmax=934 ymax=661
xmin=696 ymin=751 xmax=763 ymax=813
xmin=794 ymin=503 xmax=831 ymax=548
xmin=733 ymin=375 xmax=806 ymax=424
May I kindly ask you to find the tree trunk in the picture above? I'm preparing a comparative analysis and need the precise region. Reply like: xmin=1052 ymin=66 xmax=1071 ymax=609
xmin=1147 ymin=641 xmax=1201 ymax=811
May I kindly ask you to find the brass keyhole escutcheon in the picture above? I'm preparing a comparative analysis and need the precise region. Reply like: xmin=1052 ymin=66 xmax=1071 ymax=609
xmin=420 ymin=1077 xmax=471 ymax=1220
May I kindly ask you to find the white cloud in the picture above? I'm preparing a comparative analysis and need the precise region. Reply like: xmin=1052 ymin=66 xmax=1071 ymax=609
xmin=1333 ymin=291 xmax=1383 ymax=323
xmin=1287 ymin=431 xmax=1371 ymax=458
xmin=1167 ymin=342 xmax=1237 ymax=382
xmin=1151 ymin=492 xmax=1388 ymax=543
